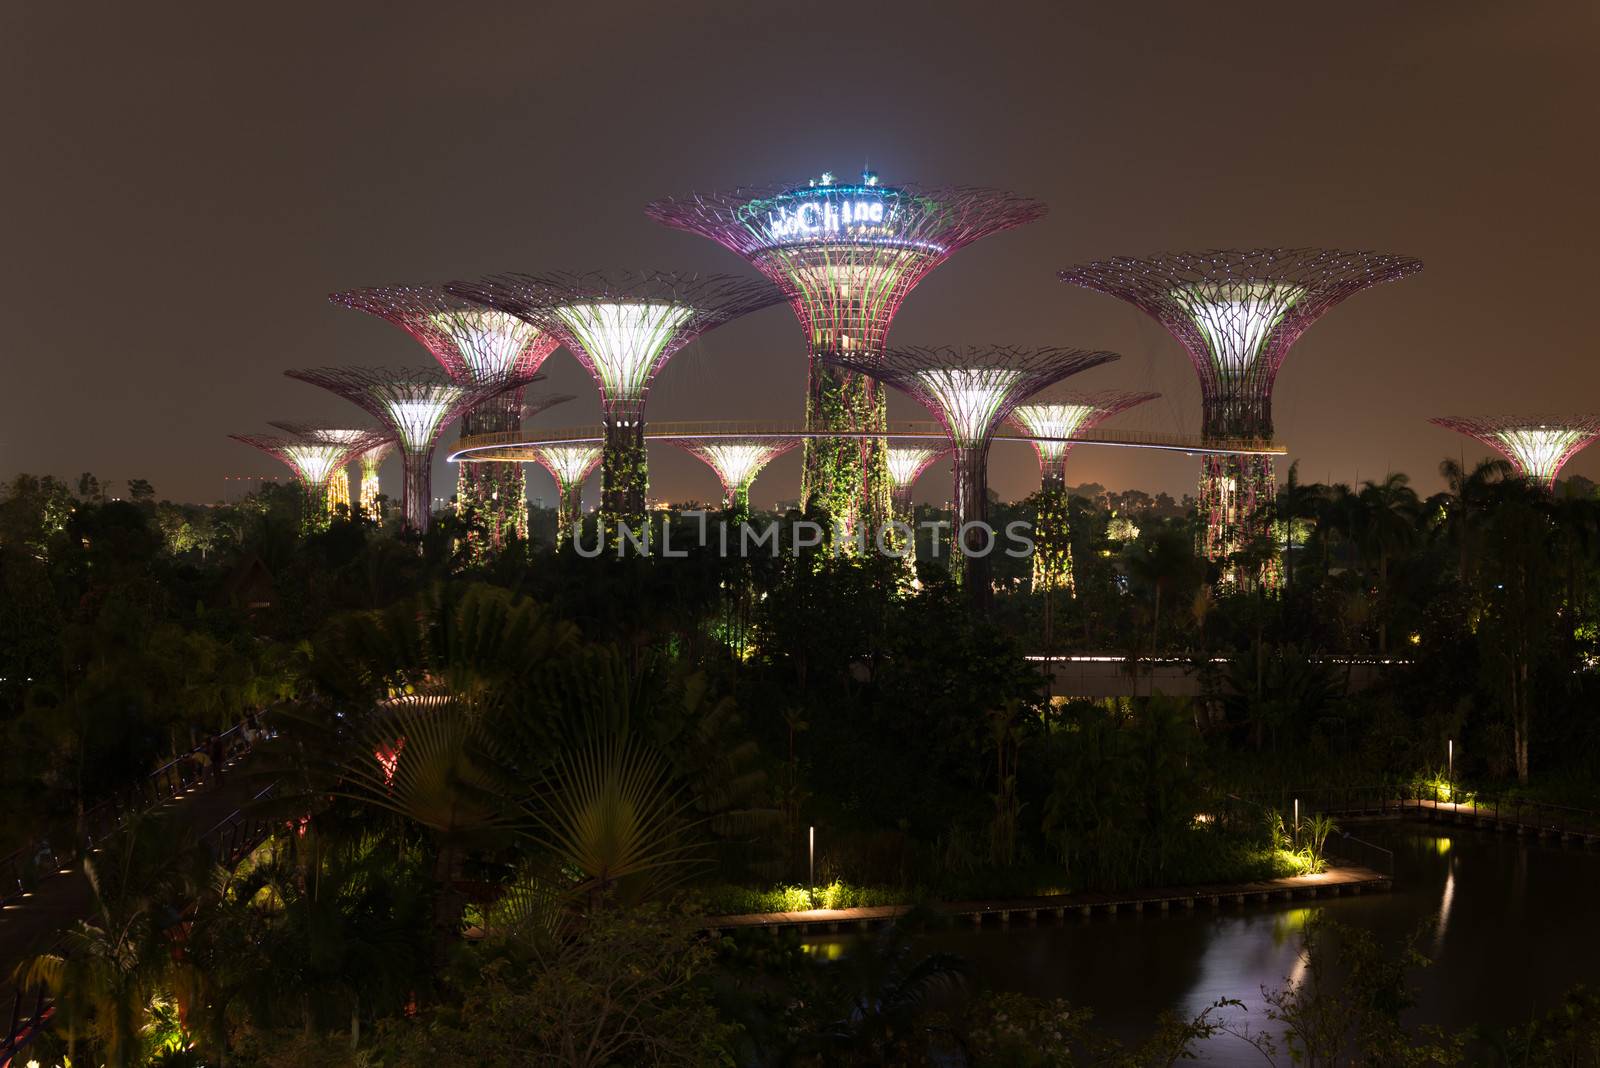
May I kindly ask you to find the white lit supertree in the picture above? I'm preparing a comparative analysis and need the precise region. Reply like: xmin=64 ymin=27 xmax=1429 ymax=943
xmin=448 ymin=270 xmax=779 ymax=532
xmin=528 ymin=442 xmax=602 ymax=548
xmin=268 ymin=421 xmax=392 ymax=520
xmin=329 ymin=286 xmax=563 ymax=551
xmin=884 ymin=437 xmax=951 ymax=570
xmin=1430 ymin=416 xmax=1600 ymax=492
xmin=355 ymin=440 xmax=396 ymax=520
xmin=283 ymin=367 xmax=535 ymax=534
xmin=1059 ymin=249 xmax=1421 ymax=591
xmin=663 ymin=436 xmax=803 ymax=515
xmin=828 ymin=346 xmax=1118 ymax=608
xmin=229 ymin=426 xmax=389 ymax=530
xmin=647 ymin=172 xmax=1047 ymax=537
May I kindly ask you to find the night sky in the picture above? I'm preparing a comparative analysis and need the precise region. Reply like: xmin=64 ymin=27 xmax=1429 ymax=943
xmin=5 ymin=1 xmax=1596 ymax=509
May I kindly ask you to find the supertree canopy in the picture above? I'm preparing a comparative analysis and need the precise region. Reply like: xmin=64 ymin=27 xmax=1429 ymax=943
xmin=1010 ymin=390 xmax=1159 ymax=491
xmin=267 ymin=421 xmax=391 ymax=520
xmin=330 ymin=285 xmax=563 ymax=550
xmin=1430 ymin=416 xmax=1600 ymax=491
xmin=448 ymin=270 xmax=779 ymax=528
xmin=229 ymin=426 xmax=389 ymax=529
xmin=529 ymin=442 xmax=603 ymax=547
xmin=1059 ymin=248 xmax=1421 ymax=589
xmin=884 ymin=438 xmax=952 ymax=572
xmin=828 ymin=345 xmax=1118 ymax=607
xmin=284 ymin=367 xmax=535 ymax=534
xmin=646 ymin=171 xmax=1047 ymax=536
xmin=356 ymin=440 xmax=397 ymax=519
xmin=664 ymin=436 xmax=803 ymax=515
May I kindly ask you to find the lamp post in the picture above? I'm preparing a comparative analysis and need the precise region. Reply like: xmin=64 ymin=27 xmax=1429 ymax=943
xmin=1447 ymin=738 xmax=1454 ymax=804
xmin=808 ymin=826 xmax=815 ymax=906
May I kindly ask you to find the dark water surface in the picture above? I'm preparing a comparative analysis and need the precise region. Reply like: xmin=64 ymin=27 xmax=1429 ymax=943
xmin=810 ymin=824 xmax=1600 ymax=1064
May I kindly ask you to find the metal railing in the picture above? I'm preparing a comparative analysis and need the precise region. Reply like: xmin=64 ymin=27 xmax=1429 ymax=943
xmin=1241 ymin=784 xmax=1600 ymax=841
xmin=448 ymin=420 xmax=1286 ymax=462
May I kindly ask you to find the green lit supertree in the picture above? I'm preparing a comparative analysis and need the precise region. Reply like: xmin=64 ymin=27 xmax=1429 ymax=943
xmin=268 ymin=421 xmax=393 ymax=521
xmin=529 ymin=442 xmax=602 ymax=548
xmin=355 ymin=439 xmax=396 ymax=520
xmin=664 ymin=436 xmax=802 ymax=518
xmin=1430 ymin=416 xmax=1600 ymax=492
xmin=329 ymin=285 xmax=563 ymax=552
xmin=828 ymin=345 xmax=1118 ymax=611
xmin=1009 ymin=390 xmax=1157 ymax=592
xmin=647 ymin=171 xmax=1046 ymax=541
xmin=884 ymin=437 xmax=951 ymax=571
xmin=229 ymin=426 xmax=389 ymax=532
xmin=1060 ymin=249 xmax=1421 ymax=591
xmin=448 ymin=270 xmax=779 ymax=536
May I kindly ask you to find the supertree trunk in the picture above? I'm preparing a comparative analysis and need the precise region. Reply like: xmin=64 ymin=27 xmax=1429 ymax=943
xmin=556 ymin=483 xmax=583 ymax=549
xmin=1031 ymin=486 xmax=1073 ymax=593
xmin=951 ymin=442 xmax=994 ymax=611
xmin=457 ymin=462 xmax=528 ymax=554
xmin=301 ymin=481 xmax=330 ymax=534
xmin=801 ymin=364 xmax=889 ymax=537
xmin=401 ymin=449 xmax=433 ymax=534
xmin=601 ymin=419 xmax=648 ymax=533
xmin=1199 ymin=453 xmax=1282 ymax=592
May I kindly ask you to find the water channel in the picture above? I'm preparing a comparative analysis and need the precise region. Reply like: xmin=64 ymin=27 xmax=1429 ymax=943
xmin=811 ymin=822 xmax=1600 ymax=1063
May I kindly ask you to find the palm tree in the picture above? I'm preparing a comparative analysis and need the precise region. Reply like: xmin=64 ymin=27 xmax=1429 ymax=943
xmin=1357 ymin=473 xmax=1421 ymax=653
xmin=1275 ymin=461 xmax=1322 ymax=595
xmin=1123 ymin=524 xmax=1198 ymax=654
xmin=1434 ymin=455 xmax=1513 ymax=582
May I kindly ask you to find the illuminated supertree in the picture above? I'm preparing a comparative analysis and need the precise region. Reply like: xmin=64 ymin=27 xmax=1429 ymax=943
xmin=829 ymin=346 xmax=1118 ymax=607
xmin=356 ymin=440 xmax=396 ymax=519
xmin=1429 ymin=417 xmax=1600 ymax=492
xmin=884 ymin=438 xmax=951 ymax=571
xmin=284 ymin=367 xmax=535 ymax=534
xmin=1011 ymin=390 xmax=1158 ymax=592
xmin=448 ymin=270 xmax=779 ymax=530
xmin=329 ymin=285 xmax=562 ymax=549
xmin=229 ymin=427 xmax=389 ymax=530
xmin=267 ymin=421 xmax=392 ymax=520
xmin=528 ymin=442 xmax=602 ymax=547
xmin=664 ymin=436 xmax=803 ymax=516
xmin=646 ymin=171 xmax=1047 ymax=536
xmin=1059 ymin=249 xmax=1421 ymax=590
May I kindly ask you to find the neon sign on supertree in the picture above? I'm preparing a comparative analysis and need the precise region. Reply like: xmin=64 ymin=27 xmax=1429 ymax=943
xmin=1059 ymin=249 xmax=1421 ymax=590
xmin=828 ymin=345 xmax=1118 ymax=608
xmin=528 ymin=442 xmax=602 ymax=548
xmin=1010 ymin=390 xmax=1157 ymax=592
xmin=646 ymin=171 xmax=1046 ymax=537
xmin=1430 ymin=416 xmax=1600 ymax=492
xmin=664 ymin=436 xmax=803 ymax=516
xmin=283 ymin=366 xmax=535 ymax=534
xmin=330 ymin=285 xmax=562 ymax=550
xmin=448 ymin=270 xmax=779 ymax=531
xmin=229 ymin=426 xmax=389 ymax=530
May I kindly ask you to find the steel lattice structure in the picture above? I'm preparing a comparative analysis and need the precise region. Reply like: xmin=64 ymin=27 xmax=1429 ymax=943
xmin=447 ymin=270 xmax=779 ymax=526
xmin=267 ymin=420 xmax=392 ymax=521
xmin=1010 ymin=389 xmax=1159 ymax=492
xmin=284 ymin=366 xmax=535 ymax=534
xmin=1059 ymin=248 xmax=1421 ymax=589
xmin=827 ymin=345 xmax=1118 ymax=606
xmin=330 ymin=285 xmax=564 ymax=550
xmin=529 ymin=442 xmax=603 ymax=548
xmin=646 ymin=172 xmax=1047 ymax=536
xmin=1430 ymin=416 xmax=1600 ymax=491
xmin=885 ymin=437 xmax=952 ymax=572
xmin=229 ymin=427 xmax=389 ymax=529
xmin=356 ymin=440 xmax=397 ymax=519
xmin=663 ymin=436 xmax=803 ymax=515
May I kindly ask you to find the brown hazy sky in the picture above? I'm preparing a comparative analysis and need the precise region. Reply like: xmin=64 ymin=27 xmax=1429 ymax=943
xmin=3 ymin=1 xmax=1597 ymax=508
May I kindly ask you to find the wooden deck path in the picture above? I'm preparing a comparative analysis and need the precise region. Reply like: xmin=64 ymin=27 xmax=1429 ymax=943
xmin=704 ymin=864 xmax=1389 ymax=933
xmin=1325 ymin=798 xmax=1600 ymax=845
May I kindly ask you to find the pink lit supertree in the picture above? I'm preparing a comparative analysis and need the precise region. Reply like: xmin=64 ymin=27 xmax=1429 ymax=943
xmin=1429 ymin=416 xmax=1600 ymax=492
xmin=447 ymin=270 xmax=780 ymax=531
xmin=267 ymin=421 xmax=393 ymax=520
xmin=329 ymin=285 xmax=563 ymax=550
xmin=283 ymin=367 xmax=536 ymax=534
xmin=646 ymin=171 xmax=1047 ymax=536
xmin=528 ymin=442 xmax=602 ymax=548
xmin=1059 ymin=249 xmax=1421 ymax=590
xmin=229 ymin=426 xmax=389 ymax=530
xmin=827 ymin=345 xmax=1118 ymax=608
xmin=663 ymin=436 xmax=803 ymax=515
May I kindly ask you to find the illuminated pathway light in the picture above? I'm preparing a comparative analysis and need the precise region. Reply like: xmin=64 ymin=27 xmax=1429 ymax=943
xmin=1429 ymin=416 xmax=1600 ymax=491
xmin=1060 ymin=248 xmax=1422 ymax=591
xmin=827 ymin=345 xmax=1118 ymax=611
xmin=664 ymin=436 xmax=803 ymax=515
xmin=229 ymin=427 xmax=389 ymax=530
xmin=529 ymin=442 xmax=602 ymax=547
xmin=647 ymin=171 xmax=1046 ymax=538
xmin=284 ymin=367 xmax=537 ymax=534
xmin=448 ymin=270 xmax=780 ymax=531
xmin=331 ymin=285 xmax=563 ymax=552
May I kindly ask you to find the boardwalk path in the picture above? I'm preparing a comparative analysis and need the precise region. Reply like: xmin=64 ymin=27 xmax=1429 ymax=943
xmin=705 ymin=864 xmax=1389 ymax=933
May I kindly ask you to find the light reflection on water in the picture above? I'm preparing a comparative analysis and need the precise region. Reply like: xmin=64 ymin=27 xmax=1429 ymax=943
xmin=799 ymin=827 xmax=1600 ymax=1063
